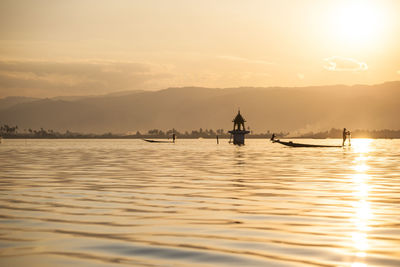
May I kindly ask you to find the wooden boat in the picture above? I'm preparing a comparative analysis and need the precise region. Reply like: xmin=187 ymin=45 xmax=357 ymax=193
xmin=273 ymin=140 xmax=342 ymax=148
xmin=143 ymin=139 xmax=174 ymax=143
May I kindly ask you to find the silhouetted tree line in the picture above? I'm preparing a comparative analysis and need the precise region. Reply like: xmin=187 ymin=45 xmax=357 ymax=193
xmin=0 ymin=124 xmax=18 ymax=135
xmin=2 ymin=124 xmax=399 ymax=139
xmin=0 ymin=124 xmax=102 ymax=138
xmin=0 ymin=124 xmax=288 ymax=139
xmin=298 ymin=128 xmax=400 ymax=139
xmin=142 ymin=128 xmax=287 ymax=139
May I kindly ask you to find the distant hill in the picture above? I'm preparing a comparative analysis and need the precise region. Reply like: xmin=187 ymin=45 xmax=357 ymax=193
xmin=0 ymin=96 xmax=39 ymax=110
xmin=0 ymin=82 xmax=399 ymax=134
xmin=51 ymin=89 xmax=145 ymax=101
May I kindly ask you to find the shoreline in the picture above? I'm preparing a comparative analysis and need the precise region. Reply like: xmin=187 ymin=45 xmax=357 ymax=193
xmin=1 ymin=136 xmax=399 ymax=140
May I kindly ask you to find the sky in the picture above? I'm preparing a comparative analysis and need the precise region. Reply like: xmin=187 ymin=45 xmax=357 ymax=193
xmin=0 ymin=0 xmax=399 ymax=98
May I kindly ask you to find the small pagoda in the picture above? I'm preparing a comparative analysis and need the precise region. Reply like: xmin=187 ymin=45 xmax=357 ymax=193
xmin=228 ymin=110 xmax=250 ymax=145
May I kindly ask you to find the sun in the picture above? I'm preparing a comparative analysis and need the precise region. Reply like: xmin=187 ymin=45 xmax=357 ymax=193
xmin=331 ymin=0 xmax=386 ymax=45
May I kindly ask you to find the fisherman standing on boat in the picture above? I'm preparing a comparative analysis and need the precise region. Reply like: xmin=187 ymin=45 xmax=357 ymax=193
xmin=342 ymin=128 xmax=351 ymax=146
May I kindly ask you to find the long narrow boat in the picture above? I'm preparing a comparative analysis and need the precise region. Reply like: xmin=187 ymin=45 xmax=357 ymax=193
xmin=143 ymin=139 xmax=174 ymax=143
xmin=273 ymin=140 xmax=342 ymax=148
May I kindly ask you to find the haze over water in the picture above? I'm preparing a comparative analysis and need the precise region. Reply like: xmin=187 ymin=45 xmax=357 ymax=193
xmin=0 ymin=139 xmax=399 ymax=267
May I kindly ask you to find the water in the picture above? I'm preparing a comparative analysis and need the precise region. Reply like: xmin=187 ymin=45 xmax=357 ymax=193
xmin=0 ymin=139 xmax=399 ymax=267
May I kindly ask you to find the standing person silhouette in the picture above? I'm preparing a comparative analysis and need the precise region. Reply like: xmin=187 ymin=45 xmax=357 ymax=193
xmin=342 ymin=128 xmax=351 ymax=146
xmin=172 ymin=133 xmax=176 ymax=143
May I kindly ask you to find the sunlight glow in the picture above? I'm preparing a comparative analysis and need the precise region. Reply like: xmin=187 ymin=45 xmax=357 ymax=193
xmin=353 ymin=164 xmax=369 ymax=172
xmin=355 ymin=201 xmax=372 ymax=222
xmin=352 ymin=139 xmax=372 ymax=154
xmin=349 ymin=145 xmax=373 ymax=266
xmin=356 ymin=252 xmax=367 ymax=258
xmin=352 ymin=232 xmax=369 ymax=250
xmin=354 ymin=156 xmax=369 ymax=162
xmin=332 ymin=0 xmax=387 ymax=46
xmin=352 ymin=173 xmax=369 ymax=183
xmin=352 ymin=262 xmax=367 ymax=267
xmin=354 ymin=184 xmax=369 ymax=198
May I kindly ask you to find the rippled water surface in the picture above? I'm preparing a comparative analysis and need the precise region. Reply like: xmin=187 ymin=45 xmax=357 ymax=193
xmin=1 ymin=139 xmax=400 ymax=267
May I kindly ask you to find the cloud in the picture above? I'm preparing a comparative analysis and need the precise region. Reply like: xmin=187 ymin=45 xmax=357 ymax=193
xmin=217 ymin=55 xmax=274 ymax=66
xmin=0 ymin=60 xmax=173 ymax=97
xmin=324 ymin=56 xmax=368 ymax=71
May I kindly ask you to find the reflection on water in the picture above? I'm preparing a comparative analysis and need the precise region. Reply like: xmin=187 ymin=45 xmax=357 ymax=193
xmin=0 ymin=139 xmax=400 ymax=267
xmin=351 ymin=140 xmax=372 ymax=267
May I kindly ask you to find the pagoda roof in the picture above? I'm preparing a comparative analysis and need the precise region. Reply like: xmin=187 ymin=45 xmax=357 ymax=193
xmin=232 ymin=110 xmax=246 ymax=123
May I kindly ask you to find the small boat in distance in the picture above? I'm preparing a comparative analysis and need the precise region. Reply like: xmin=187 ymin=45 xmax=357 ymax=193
xmin=143 ymin=139 xmax=174 ymax=143
xmin=143 ymin=133 xmax=176 ymax=143
xmin=272 ymin=139 xmax=342 ymax=148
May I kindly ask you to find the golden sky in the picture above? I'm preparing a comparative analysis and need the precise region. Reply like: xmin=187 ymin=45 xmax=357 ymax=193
xmin=0 ymin=0 xmax=399 ymax=97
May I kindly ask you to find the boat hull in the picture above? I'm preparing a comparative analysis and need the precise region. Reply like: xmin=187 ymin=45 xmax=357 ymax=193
xmin=143 ymin=139 xmax=174 ymax=143
xmin=273 ymin=140 xmax=342 ymax=148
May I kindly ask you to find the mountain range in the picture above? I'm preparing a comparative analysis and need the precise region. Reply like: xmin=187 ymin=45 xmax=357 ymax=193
xmin=0 ymin=81 xmax=399 ymax=134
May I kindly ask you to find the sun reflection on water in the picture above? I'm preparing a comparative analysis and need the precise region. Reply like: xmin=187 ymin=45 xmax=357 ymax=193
xmin=352 ymin=263 xmax=367 ymax=267
xmin=352 ymin=139 xmax=373 ymax=153
xmin=350 ymin=139 xmax=373 ymax=267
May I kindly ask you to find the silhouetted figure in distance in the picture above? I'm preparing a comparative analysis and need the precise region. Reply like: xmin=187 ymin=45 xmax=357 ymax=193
xmin=342 ymin=128 xmax=351 ymax=146
xmin=270 ymin=133 xmax=276 ymax=141
xmin=172 ymin=133 xmax=176 ymax=143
